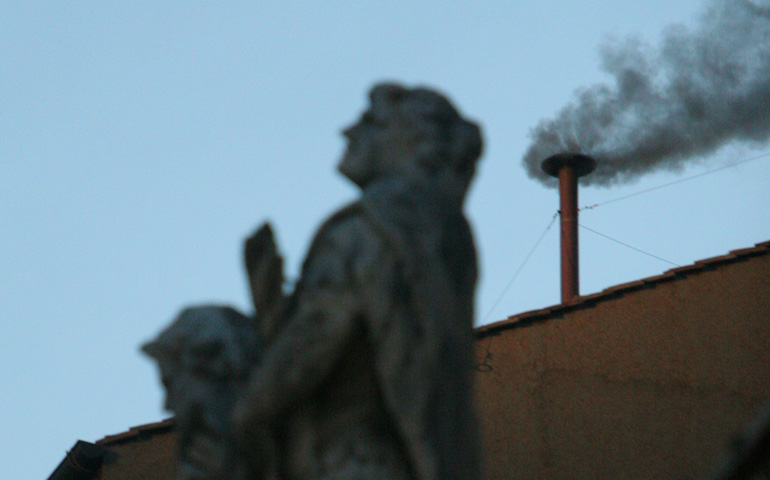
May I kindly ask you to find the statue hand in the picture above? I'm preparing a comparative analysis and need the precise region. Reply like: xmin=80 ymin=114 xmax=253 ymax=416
xmin=244 ymin=223 xmax=283 ymax=310
xmin=244 ymin=223 xmax=286 ymax=340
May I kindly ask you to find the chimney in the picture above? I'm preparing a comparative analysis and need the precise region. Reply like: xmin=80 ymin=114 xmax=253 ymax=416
xmin=541 ymin=153 xmax=596 ymax=303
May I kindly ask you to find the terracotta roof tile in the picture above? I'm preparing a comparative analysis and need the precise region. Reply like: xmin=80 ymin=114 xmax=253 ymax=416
xmin=666 ymin=263 xmax=706 ymax=275
xmin=641 ymin=271 xmax=678 ymax=284
xmin=603 ymin=279 xmax=647 ymax=294
xmin=694 ymin=254 xmax=738 ymax=266
xmin=731 ymin=245 xmax=768 ymax=257
xmin=96 ymin=418 xmax=175 ymax=446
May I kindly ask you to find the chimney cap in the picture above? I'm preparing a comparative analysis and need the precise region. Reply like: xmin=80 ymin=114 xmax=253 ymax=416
xmin=542 ymin=153 xmax=596 ymax=178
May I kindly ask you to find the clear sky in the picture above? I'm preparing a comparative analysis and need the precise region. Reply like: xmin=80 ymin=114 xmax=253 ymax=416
xmin=2 ymin=1 xmax=768 ymax=478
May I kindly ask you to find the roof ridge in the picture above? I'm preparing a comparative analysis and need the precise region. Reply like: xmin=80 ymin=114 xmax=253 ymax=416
xmin=95 ymin=418 xmax=175 ymax=446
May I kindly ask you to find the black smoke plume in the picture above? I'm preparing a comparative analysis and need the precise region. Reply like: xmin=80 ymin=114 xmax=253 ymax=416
xmin=523 ymin=0 xmax=770 ymax=186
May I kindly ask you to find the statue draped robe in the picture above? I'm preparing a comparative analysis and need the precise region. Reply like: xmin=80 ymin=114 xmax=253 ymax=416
xmin=242 ymin=176 xmax=482 ymax=480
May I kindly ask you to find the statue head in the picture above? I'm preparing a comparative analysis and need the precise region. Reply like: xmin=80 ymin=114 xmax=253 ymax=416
xmin=338 ymin=83 xmax=483 ymax=202
xmin=142 ymin=305 xmax=262 ymax=480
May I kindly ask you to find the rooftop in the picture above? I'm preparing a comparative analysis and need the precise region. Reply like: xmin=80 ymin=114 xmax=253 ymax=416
xmin=477 ymin=240 xmax=770 ymax=339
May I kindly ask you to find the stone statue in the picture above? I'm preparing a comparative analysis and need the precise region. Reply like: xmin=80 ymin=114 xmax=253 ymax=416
xmin=144 ymin=82 xmax=484 ymax=480
xmin=142 ymin=305 xmax=266 ymax=480
xmin=143 ymin=226 xmax=285 ymax=480
xmin=233 ymin=83 xmax=484 ymax=480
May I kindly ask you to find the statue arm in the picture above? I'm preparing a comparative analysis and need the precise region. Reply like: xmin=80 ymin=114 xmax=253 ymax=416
xmin=238 ymin=289 xmax=360 ymax=424
xmin=234 ymin=215 xmax=381 ymax=426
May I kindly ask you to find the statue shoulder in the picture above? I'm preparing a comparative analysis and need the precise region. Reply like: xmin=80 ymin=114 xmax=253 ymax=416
xmin=300 ymin=202 xmax=394 ymax=287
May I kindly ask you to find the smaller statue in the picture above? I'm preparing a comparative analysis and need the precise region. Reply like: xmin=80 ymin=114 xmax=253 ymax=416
xmin=143 ymin=226 xmax=285 ymax=480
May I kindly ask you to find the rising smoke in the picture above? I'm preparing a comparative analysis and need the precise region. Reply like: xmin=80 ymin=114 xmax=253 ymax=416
xmin=523 ymin=0 xmax=770 ymax=186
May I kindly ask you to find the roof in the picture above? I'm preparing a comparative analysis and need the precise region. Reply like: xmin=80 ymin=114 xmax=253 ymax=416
xmin=476 ymin=240 xmax=770 ymax=339
xmin=47 ymin=441 xmax=108 ymax=480
xmin=95 ymin=418 xmax=175 ymax=446
xmin=48 ymin=240 xmax=770 ymax=478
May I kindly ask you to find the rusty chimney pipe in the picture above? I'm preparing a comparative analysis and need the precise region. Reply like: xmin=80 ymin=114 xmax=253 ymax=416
xmin=542 ymin=153 xmax=596 ymax=303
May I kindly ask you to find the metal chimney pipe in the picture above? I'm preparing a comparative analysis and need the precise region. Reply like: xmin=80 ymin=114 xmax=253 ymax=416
xmin=541 ymin=153 xmax=596 ymax=303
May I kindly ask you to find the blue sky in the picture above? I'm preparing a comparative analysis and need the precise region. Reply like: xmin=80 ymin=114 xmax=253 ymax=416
xmin=2 ymin=2 xmax=768 ymax=478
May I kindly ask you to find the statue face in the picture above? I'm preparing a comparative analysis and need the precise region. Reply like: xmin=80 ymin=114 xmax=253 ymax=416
xmin=338 ymin=83 xmax=479 ymax=192
xmin=142 ymin=306 xmax=259 ymax=480
xmin=338 ymin=108 xmax=387 ymax=187
xmin=338 ymin=103 xmax=425 ymax=187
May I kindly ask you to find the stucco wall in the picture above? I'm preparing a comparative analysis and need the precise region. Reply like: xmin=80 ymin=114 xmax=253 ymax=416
xmin=96 ymin=425 xmax=176 ymax=480
xmin=474 ymin=253 xmax=770 ymax=479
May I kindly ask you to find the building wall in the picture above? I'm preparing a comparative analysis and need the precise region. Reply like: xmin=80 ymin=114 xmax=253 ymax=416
xmin=95 ymin=422 xmax=176 ymax=480
xmin=474 ymin=253 xmax=770 ymax=480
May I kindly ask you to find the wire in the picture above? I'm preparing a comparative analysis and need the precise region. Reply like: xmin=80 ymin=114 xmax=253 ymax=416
xmin=480 ymin=212 xmax=559 ymax=324
xmin=578 ymin=223 xmax=681 ymax=267
xmin=476 ymin=212 xmax=559 ymax=372
xmin=582 ymin=151 xmax=770 ymax=211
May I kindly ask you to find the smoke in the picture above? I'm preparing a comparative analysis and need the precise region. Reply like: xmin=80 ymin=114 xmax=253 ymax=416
xmin=523 ymin=0 xmax=770 ymax=186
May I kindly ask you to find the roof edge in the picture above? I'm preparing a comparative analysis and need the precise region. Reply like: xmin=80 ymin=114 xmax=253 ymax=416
xmin=476 ymin=239 xmax=770 ymax=339
xmin=47 ymin=440 xmax=107 ymax=480
xmin=96 ymin=418 xmax=175 ymax=446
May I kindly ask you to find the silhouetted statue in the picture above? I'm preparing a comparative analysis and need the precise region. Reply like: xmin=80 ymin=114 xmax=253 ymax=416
xmin=143 ymin=226 xmax=284 ymax=480
xmin=144 ymin=82 xmax=484 ymax=480
xmin=233 ymin=83 xmax=484 ymax=480
xmin=142 ymin=305 xmax=267 ymax=480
